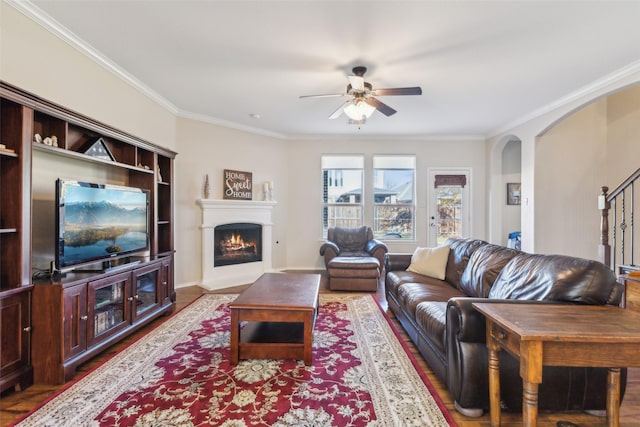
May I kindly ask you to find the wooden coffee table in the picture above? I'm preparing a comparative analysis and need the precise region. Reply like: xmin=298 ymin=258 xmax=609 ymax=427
xmin=473 ymin=303 xmax=640 ymax=427
xmin=229 ymin=273 xmax=321 ymax=365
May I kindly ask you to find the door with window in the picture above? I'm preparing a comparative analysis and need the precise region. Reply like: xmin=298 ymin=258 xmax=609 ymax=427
xmin=428 ymin=170 xmax=470 ymax=246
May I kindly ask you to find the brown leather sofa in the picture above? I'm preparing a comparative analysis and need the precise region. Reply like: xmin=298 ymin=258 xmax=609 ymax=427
xmin=320 ymin=226 xmax=388 ymax=291
xmin=385 ymin=238 xmax=626 ymax=417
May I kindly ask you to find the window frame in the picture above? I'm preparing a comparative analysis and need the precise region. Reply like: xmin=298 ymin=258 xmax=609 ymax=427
xmin=321 ymin=155 xmax=365 ymax=237
xmin=372 ymin=155 xmax=416 ymax=240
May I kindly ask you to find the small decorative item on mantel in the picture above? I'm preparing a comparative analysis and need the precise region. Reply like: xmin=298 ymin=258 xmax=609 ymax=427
xmin=223 ymin=169 xmax=252 ymax=200
xmin=203 ymin=173 xmax=210 ymax=199
xmin=263 ymin=180 xmax=274 ymax=201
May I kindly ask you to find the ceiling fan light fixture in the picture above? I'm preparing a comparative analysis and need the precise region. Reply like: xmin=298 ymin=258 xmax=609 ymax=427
xmin=343 ymin=100 xmax=375 ymax=121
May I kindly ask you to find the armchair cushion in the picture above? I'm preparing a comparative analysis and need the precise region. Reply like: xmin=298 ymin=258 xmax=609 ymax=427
xmin=331 ymin=226 xmax=369 ymax=252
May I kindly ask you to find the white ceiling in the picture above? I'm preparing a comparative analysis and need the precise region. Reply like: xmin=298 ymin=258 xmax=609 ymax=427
xmin=20 ymin=0 xmax=640 ymax=139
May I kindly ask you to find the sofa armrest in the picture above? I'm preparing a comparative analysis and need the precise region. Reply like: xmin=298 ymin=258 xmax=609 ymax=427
xmin=384 ymin=253 xmax=413 ymax=272
xmin=446 ymin=297 xmax=489 ymax=343
xmin=366 ymin=239 xmax=388 ymax=266
xmin=319 ymin=241 xmax=340 ymax=267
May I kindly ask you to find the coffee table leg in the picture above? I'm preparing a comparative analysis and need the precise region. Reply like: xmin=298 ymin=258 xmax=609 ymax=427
xmin=303 ymin=311 xmax=313 ymax=365
xmin=607 ymin=368 xmax=621 ymax=427
xmin=230 ymin=308 xmax=239 ymax=365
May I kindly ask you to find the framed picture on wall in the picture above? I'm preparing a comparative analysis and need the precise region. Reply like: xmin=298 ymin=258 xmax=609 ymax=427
xmin=507 ymin=183 xmax=521 ymax=205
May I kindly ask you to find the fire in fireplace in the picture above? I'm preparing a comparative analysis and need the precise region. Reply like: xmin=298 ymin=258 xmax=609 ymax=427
xmin=214 ymin=223 xmax=262 ymax=267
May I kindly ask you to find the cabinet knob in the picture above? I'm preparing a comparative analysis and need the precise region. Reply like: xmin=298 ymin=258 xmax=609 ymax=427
xmin=127 ymin=296 xmax=134 ymax=301
xmin=23 ymin=326 xmax=32 ymax=332
xmin=497 ymin=331 xmax=506 ymax=340
xmin=80 ymin=315 xmax=88 ymax=321
xmin=135 ymin=294 xmax=139 ymax=300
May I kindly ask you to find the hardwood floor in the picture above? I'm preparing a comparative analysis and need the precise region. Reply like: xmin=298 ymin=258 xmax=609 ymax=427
xmin=1 ymin=273 xmax=638 ymax=426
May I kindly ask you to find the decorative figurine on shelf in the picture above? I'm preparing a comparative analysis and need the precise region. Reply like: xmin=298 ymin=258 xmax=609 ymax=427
xmin=204 ymin=174 xmax=210 ymax=199
xmin=156 ymin=165 xmax=162 ymax=182
xmin=263 ymin=180 xmax=274 ymax=201
xmin=33 ymin=133 xmax=42 ymax=144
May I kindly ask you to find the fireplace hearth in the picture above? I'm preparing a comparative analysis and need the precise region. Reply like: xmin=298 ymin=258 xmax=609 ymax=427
xmin=214 ymin=223 xmax=262 ymax=267
xmin=198 ymin=199 xmax=276 ymax=290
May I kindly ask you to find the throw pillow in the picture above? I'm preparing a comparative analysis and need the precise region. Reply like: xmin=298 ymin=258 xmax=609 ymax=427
xmin=407 ymin=245 xmax=451 ymax=280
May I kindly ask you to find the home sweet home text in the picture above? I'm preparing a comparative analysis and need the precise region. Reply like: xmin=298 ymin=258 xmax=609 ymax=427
xmin=223 ymin=169 xmax=252 ymax=200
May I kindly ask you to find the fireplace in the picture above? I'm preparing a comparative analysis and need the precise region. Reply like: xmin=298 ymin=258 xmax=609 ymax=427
xmin=198 ymin=199 xmax=276 ymax=290
xmin=214 ymin=223 xmax=262 ymax=267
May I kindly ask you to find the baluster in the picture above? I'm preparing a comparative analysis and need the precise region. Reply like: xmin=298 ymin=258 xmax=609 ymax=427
xmin=599 ymin=186 xmax=611 ymax=268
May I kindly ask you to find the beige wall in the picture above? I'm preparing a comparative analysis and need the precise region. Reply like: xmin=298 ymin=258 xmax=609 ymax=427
xmin=501 ymin=140 xmax=521 ymax=246
xmin=286 ymin=138 xmax=487 ymax=269
xmin=488 ymin=78 xmax=640 ymax=260
xmin=606 ymin=84 xmax=640 ymax=186
xmin=174 ymin=118 xmax=289 ymax=287
xmin=0 ymin=3 xmax=176 ymax=150
xmin=534 ymin=99 xmax=608 ymax=258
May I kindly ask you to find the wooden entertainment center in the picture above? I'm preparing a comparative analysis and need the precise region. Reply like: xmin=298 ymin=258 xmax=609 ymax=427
xmin=0 ymin=82 xmax=176 ymax=389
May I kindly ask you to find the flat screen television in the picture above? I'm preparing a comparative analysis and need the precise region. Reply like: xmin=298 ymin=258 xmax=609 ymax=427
xmin=55 ymin=179 xmax=150 ymax=272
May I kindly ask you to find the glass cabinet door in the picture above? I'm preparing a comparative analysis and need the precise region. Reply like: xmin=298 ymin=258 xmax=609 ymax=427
xmin=87 ymin=271 xmax=131 ymax=347
xmin=132 ymin=262 xmax=161 ymax=321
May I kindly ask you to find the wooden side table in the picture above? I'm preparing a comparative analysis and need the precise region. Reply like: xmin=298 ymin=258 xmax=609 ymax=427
xmin=618 ymin=273 xmax=640 ymax=311
xmin=473 ymin=303 xmax=640 ymax=427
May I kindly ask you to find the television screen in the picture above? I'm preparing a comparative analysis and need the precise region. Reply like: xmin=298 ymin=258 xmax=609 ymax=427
xmin=56 ymin=179 xmax=150 ymax=271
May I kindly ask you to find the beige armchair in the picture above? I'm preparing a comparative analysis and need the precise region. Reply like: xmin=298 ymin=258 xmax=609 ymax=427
xmin=319 ymin=226 xmax=388 ymax=291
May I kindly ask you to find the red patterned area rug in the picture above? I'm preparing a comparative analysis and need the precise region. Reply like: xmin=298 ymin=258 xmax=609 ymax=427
xmin=14 ymin=294 xmax=457 ymax=426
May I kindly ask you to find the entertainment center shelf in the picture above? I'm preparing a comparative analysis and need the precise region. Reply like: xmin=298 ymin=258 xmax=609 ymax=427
xmin=0 ymin=81 xmax=176 ymax=391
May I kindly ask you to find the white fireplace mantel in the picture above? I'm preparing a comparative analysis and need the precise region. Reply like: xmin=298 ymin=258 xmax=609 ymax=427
xmin=198 ymin=199 xmax=277 ymax=290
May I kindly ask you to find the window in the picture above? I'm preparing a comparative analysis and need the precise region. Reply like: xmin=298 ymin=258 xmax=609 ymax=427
xmin=322 ymin=155 xmax=364 ymax=236
xmin=373 ymin=155 xmax=416 ymax=239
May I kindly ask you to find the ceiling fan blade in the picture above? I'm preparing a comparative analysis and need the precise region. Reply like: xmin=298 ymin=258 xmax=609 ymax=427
xmin=299 ymin=93 xmax=347 ymax=99
xmin=348 ymin=76 xmax=365 ymax=91
xmin=328 ymin=100 xmax=351 ymax=119
xmin=371 ymin=87 xmax=422 ymax=96
xmin=364 ymin=97 xmax=397 ymax=116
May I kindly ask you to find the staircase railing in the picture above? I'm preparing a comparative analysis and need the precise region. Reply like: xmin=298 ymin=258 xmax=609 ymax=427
xmin=599 ymin=168 xmax=640 ymax=273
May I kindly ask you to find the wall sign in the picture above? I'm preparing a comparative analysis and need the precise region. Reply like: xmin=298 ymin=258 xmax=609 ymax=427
xmin=223 ymin=169 xmax=253 ymax=200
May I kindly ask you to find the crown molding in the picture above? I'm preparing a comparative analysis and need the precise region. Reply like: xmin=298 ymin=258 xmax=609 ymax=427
xmin=177 ymin=110 xmax=288 ymax=140
xmin=489 ymin=59 xmax=640 ymax=138
xmin=6 ymin=0 xmax=180 ymax=115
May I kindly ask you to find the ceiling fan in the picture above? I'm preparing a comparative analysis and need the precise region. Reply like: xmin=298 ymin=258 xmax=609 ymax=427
xmin=300 ymin=66 xmax=422 ymax=123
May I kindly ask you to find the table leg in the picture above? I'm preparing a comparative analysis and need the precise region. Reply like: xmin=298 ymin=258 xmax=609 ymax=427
xmin=522 ymin=380 xmax=539 ymax=426
xmin=606 ymin=367 xmax=621 ymax=427
xmin=230 ymin=308 xmax=239 ymax=365
xmin=303 ymin=311 xmax=313 ymax=365
xmin=488 ymin=344 xmax=501 ymax=427
xmin=520 ymin=341 xmax=542 ymax=427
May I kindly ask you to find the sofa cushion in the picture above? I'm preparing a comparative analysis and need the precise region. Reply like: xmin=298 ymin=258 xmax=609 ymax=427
xmin=488 ymin=253 xmax=621 ymax=305
xmin=444 ymin=238 xmax=487 ymax=288
xmin=397 ymin=282 xmax=465 ymax=317
xmin=386 ymin=270 xmax=434 ymax=298
xmin=459 ymin=244 xmax=521 ymax=297
xmin=407 ymin=245 xmax=451 ymax=280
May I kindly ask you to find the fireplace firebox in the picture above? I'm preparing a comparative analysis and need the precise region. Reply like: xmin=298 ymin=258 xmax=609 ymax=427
xmin=214 ymin=223 xmax=262 ymax=267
